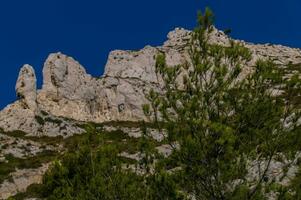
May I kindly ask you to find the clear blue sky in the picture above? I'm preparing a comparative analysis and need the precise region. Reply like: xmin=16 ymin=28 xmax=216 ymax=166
xmin=0 ymin=0 xmax=300 ymax=109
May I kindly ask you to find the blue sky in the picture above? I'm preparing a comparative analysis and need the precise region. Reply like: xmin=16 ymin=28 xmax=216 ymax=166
xmin=0 ymin=0 xmax=300 ymax=109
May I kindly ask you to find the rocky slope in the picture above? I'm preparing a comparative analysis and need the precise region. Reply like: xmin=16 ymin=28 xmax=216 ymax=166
xmin=0 ymin=27 xmax=300 ymax=199
xmin=0 ymin=27 xmax=300 ymax=137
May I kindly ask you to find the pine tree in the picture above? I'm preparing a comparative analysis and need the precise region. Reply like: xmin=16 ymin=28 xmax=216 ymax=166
xmin=144 ymin=7 xmax=301 ymax=199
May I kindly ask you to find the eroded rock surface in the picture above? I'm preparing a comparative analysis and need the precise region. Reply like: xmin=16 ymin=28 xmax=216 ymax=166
xmin=0 ymin=164 xmax=49 ymax=200
xmin=0 ymin=27 xmax=300 ymax=137
xmin=16 ymin=64 xmax=38 ymax=112
xmin=0 ymin=26 xmax=300 ymax=200
xmin=0 ymin=133 xmax=54 ymax=159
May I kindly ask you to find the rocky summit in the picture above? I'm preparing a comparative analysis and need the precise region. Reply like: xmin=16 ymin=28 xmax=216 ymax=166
xmin=1 ymin=27 xmax=300 ymax=137
xmin=0 ymin=27 xmax=300 ymax=200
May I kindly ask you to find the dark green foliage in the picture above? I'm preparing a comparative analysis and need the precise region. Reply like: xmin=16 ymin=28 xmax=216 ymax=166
xmin=3 ymin=130 xmax=28 ymax=138
xmin=12 ymin=184 xmax=44 ymax=200
xmin=40 ymin=110 xmax=49 ymax=116
xmin=101 ymin=120 xmax=157 ymax=129
xmin=1 ymin=129 xmax=64 ymax=146
xmin=44 ymin=117 xmax=63 ymax=125
xmin=10 ymin=8 xmax=301 ymax=200
xmin=41 ymin=145 xmax=146 ymax=200
xmin=35 ymin=115 xmax=45 ymax=125
xmin=30 ymin=125 xmax=181 ymax=200
xmin=143 ymin=7 xmax=301 ymax=200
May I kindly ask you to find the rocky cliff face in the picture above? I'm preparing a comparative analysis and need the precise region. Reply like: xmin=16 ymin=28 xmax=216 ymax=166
xmin=0 ymin=27 xmax=301 ymax=137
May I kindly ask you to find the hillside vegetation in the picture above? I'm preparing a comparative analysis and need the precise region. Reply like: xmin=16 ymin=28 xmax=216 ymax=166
xmin=3 ymin=8 xmax=301 ymax=200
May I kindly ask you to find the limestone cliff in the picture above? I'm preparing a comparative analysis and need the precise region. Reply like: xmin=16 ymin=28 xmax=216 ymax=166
xmin=0 ymin=27 xmax=300 ymax=137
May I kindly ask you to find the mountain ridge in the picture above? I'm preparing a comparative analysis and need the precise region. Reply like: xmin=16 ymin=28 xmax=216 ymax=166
xmin=0 ymin=27 xmax=301 ymax=137
xmin=0 ymin=26 xmax=301 ymax=200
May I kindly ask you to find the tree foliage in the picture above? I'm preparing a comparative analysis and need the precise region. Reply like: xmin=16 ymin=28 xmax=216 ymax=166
xmin=17 ymin=8 xmax=301 ymax=200
xmin=35 ymin=125 xmax=182 ymax=200
xmin=144 ymin=7 xmax=301 ymax=200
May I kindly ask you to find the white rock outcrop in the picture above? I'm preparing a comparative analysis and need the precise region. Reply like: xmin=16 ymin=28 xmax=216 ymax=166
xmin=0 ymin=163 xmax=49 ymax=199
xmin=0 ymin=27 xmax=300 ymax=137
xmin=15 ymin=64 xmax=38 ymax=112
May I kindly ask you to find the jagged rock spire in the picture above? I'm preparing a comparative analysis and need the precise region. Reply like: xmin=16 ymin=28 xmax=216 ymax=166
xmin=15 ymin=64 xmax=38 ymax=112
